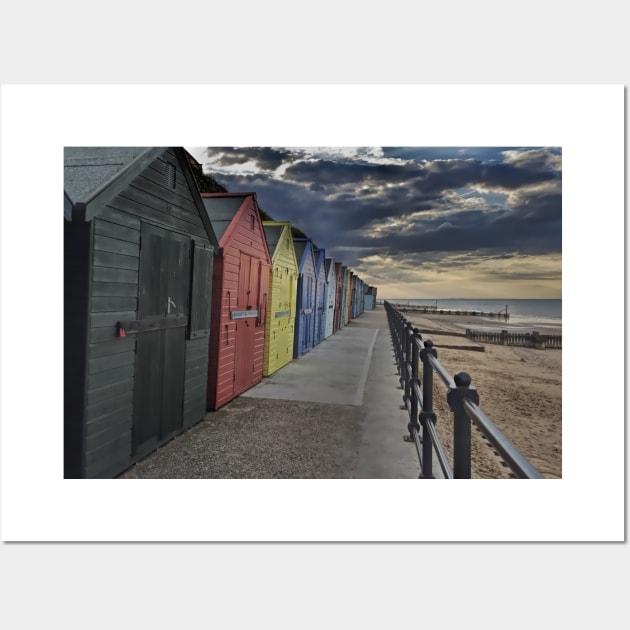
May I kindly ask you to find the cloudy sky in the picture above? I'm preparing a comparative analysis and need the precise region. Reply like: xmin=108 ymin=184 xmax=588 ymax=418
xmin=188 ymin=146 xmax=562 ymax=300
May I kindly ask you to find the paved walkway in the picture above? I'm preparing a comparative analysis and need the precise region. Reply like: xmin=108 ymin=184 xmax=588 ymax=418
xmin=242 ymin=306 xmax=421 ymax=478
xmin=120 ymin=305 xmax=424 ymax=479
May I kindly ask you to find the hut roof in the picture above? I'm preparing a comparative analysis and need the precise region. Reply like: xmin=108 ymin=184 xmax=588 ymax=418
xmin=262 ymin=223 xmax=284 ymax=258
xmin=64 ymin=147 xmax=150 ymax=213
xmin=325 ymin=257 xmax=334 ymax=277
xmin=200 ymin=193 xmax=250 ymax=242
xmin=63 ymin=147 xmax=220 ymax=248
xmin=202 ymin=193 xmax=247 ymax=241
xmin=313 ymin=247 xmax=325 ymax=274
xmin=293 ymin=239 xmax=309 ymax=269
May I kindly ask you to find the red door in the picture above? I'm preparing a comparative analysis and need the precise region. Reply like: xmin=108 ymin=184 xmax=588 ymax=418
xmin=234 ymin=253 xmax=259 ymax=393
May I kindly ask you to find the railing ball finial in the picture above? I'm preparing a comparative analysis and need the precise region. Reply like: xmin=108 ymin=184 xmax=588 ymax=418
xmin=454 ymin=371 xmax=472 ymax=387
xmin=424 ymin=339 xmax=434 ymax=348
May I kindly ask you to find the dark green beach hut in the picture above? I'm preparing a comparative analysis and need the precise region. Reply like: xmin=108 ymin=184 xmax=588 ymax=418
xmin=64 ymin=147 xmax=219 ymax=478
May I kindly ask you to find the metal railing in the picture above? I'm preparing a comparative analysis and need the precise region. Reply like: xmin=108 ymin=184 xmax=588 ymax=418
xmin=385 ymin=301 xmax=544 ymax=479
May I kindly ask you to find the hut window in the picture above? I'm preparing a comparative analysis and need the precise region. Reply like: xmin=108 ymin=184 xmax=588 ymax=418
xmin=166 ymin=162 xmax=176 ymax=189
xmin=251 ymin=214 xmax=256 ymax=230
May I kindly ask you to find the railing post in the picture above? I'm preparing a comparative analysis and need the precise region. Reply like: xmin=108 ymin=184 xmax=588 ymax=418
xmin=409 ymin=328 xmax=421 ymax=425
xmin=446 ymin=372 xmax=479 ymax=479
xmin=402 ymin=322 xmax=413 ymax=404
xmin=406 ymin=329 xmax=422 ymax=445
xmin=394 ymin=311 xmax=404 ymax=375
xmin=419 ymin=340 xmax=437 ymax=479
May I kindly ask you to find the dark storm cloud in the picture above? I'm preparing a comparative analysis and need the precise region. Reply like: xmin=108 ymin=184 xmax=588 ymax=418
xmin=284 ymin=158 xmax=421 ymax=186
xmin=507 ymin=190 xmax=562 ymax=223
xmin=212 ymin=169 xmax=435 ymax=237
xmin=208 ymin=147 xmax=298 ymax=171
xmin=280 ymin=153 xmax=558 ymax=196
xmin=200 ymin=146 xmax=561 ymax=270
xmin=364 ymin=197 xmax=561 ymax=258
xmin=409 ymin=159 xmax=558 ymax=194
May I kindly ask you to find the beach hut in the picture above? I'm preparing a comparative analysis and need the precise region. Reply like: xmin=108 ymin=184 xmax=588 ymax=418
xmin=339 ymin=266 xmax=349 ymax=329
xmin=261 ymin=221 xmax=298 ymax=376
xmin=64 ymin=147 xmax=220 ymax=478
xmin=201 ymin=192 xmax=271 ymax=410
xmin=313 ymin=246 xmax=327 ymax=346
xmin=364 ymin=286 xmax=377 ymax=310
xmin=354 ymin=276 xmax=361 ymax=317
xmin=293 ymin=238 xmax=317 ymax=358
xmin=333 ymin=262 xmax=343 ymax=333
xmin=345 ymin=271 xmax=354 ymax=324
xmin=323 ymin=258 xmax=336 ymax=338
xmin=354 ymin=277 xmax=364 ymax=317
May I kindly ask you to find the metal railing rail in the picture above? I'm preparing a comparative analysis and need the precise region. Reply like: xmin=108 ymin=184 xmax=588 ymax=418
xmin=385 ymin=300 xmax=544 ymax=479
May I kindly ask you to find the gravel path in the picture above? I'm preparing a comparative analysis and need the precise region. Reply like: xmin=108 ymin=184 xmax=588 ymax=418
xmin=118 ymin=397 xmax=363 ymax=479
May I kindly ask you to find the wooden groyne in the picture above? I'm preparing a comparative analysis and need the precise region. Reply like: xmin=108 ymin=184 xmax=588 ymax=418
xmin=465 ymin=328 xmax=561 ymax=349
xmin=381 ymin=302 xmax=510 ymax=321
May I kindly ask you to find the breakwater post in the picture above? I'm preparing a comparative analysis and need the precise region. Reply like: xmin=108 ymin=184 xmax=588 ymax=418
xmin=465 ymin=328 xmax=561 ymax=349
xmin=386 ymin=302 xmax=510 ymax=321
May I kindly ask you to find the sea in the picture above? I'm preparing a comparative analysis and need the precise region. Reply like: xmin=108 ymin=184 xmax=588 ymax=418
xmin=382 ymin=298 xmax=562 ymax=331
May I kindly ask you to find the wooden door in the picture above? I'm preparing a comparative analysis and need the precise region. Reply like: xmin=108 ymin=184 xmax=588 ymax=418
xmin=234 ymin=252 xmax=259 ymax=393
xmin=132 ymin=223 xmax=190 ymax=458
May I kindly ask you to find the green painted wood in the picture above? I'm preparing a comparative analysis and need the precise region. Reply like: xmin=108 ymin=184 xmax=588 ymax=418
xmin=94 ymin=218 xmax=141 ymax=243
xmin=184 ymin=370 xmax=207 ymax=390
xmin=128 ymin=175 xmax=198 ymax=220
xmin=86 ymin=390 xmax=134 ymax=424
xmin=92 ymin=266 xmax=138 ymax=284
xmin=64 ymin=220 xmax=92 ymax=478
xmin=66 ymin=148 xmax=218 ymax=478
xmin=184 ymin=353 xmax=208 ymax=372
xmin=88 ymin=350 xmax=135 ymax=374
xmin=97 ymin=207 xmax=141 ymax=231
xmin=183 ymin=337 xmax=209 ymax=428
xmin=93 ymin=233 xmax=139 ymax=257
xmin=87 ymin=377 xmax=134 ymax=406
xmin=190 ymin=242 xmax=213 ymax=338
xmin=160 ymin=327 xmax=186 ymax=439
xmin=132 ymin=329 xmax=164 ymax=457
xmin=93 ymin=250 xmax=139 ymax=271
xmin=92 ymin=281 xmax=138 ymax=298
xmin=92 ymin=296 xmax=137 ymax=312
xmin=185 ymin=337 xmax=209 ymax=359
xmin=119 ymin=314 xmax=187 ymax=334
xmin=87 ymin=363 xmax=134 ymax=390
xmin=90 ymin=325 xmax=125 ymax=343
xmin=131 ymin=222 xmax=190 ymax=457
xmin=85 ymin=451 xmax=132 ymax=479
xmin=85 ymin=406 xmax=132 ymax=437
xmin=84 ymin=430 xmax=132 ymax=468
xmin=85 ymin=414 xmax=132 ymax=451
xmin=111 ymin=194 xmax=208 ymax=241
xmin=89 ymin=337 xmax=135 ymax=358
xmin=90 ymin=310 xmax=136 ymax=328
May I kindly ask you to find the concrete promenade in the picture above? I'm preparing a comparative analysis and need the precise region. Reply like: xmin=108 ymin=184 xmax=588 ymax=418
xmin=118 ymin=305 xmax=422 ymax=479
xmin=243 ymin=305 xmax=421 ymax=478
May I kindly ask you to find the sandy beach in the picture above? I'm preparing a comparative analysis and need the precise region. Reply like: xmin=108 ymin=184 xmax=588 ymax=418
xmin=404 ymin=311 xmax=562 ymax=479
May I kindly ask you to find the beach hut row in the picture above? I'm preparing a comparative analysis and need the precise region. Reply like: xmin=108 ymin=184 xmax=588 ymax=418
xmin=64 ymin=147 xmax=377 ymax=478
